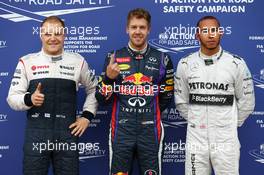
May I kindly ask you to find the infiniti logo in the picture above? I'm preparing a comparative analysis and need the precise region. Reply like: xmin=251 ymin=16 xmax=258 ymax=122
xmin=149 ymin=57 xmax=157 ymax=62
xmin=128 ymin=97 xmax=146 ymax=107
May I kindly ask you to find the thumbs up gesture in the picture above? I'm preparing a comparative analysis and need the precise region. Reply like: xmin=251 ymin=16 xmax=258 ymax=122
xmin=106 ymin=54 xmax=120 ymax=79
xmin=31 ymin=82 xmax=45 ymax=107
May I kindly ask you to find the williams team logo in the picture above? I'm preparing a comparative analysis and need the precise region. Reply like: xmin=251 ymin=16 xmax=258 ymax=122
xmin=149 ymin=24 xmax=200 ymax=53
xmin=249 ymin=144 xmax=264 ymax=163
xmin=0 ymin=1 xmax=113 ymax=22
xmin=253 ymin=68 xmax=264 ymax=89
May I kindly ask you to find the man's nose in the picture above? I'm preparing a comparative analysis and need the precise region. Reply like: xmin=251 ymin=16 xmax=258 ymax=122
xmin=50 ymin=34 xmax=57 ymax=40
xmin=208 ymin=32 xmax=215 ymax=38
xmin=135 ymin=27 xmax=141 ymax=33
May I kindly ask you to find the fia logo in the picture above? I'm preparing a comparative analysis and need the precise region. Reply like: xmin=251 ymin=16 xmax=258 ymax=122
xmin=162 ymin=108 xmax=187 ymax=128
xmin=249 ymin=144 xmax=264 ymax=163
xmin=253 ymin=69 xmax=264 ymax=89
xmin=149 ymin=25 xmax=200 ymax=53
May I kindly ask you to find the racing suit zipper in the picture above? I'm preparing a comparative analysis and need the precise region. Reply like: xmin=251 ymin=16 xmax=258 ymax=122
xmin=136 ymin=58 xmax=140 ymax=135
xmin=205 ymin=64 xmax=210 ymax=158
xmin=51 ymin=60 xmax=57 ymax=142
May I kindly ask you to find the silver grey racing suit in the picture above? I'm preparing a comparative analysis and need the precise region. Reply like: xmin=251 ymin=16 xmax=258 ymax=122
xmin=174 ymin=47 xmax=255 ymax=175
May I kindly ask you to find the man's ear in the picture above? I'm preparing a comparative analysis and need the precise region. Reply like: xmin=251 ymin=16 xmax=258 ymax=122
xmin=147 ymin=26 xmax=151 ymax=35
xmin=195 ymin=33 xmax=200 ymax=41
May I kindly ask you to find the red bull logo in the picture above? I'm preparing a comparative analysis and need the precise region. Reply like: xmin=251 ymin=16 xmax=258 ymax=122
xmin=122 ymin=73 xmax=152 ymax=85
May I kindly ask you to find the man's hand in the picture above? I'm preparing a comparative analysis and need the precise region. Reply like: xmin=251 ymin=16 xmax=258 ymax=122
xmin=106 ymin=54 xmax=120 ymax=79
xmin=31 ymin=83 xmax=45 ymax=107
xmin=69 ymin=117 xmax=90 ymax=137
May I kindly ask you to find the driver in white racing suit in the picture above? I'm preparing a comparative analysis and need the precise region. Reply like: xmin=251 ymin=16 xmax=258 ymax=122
xmin=174 ymin=16 xmax=255 ymax=175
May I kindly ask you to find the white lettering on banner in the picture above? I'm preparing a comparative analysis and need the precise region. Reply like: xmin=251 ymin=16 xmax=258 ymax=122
xmin=0 ymin=72 xmax=9 ymax=76
xmin=66 ymin=0 xmax=84 ymax=5
xmin=208 ymin=0 xmax=226 ymax=2
xmin=197 ymin=5 xmax=245 ymax=12
xmin=163 ymin=5 xmax=246 ymax=13
xmin=249 ymin=36 xmax=264 ymax=41
xmin=155 ymin=0 xmax=207 ymax=3
xmin=155 ymin=0 xmax=254 ymax=3
xmin=23 ymin=0 xmax=111 ymax=5
xmin=0 ymin=146 xmax=9 ymax=150
xmin=0 ymin=114 xmax=8 ymax=121
xmin=256 ymin=120 xmax=264 ymax=128
xmin=256 ymin=45 xmax=264 ymax=53
xmin=29 ymin=0 xmax=62 ymax=5
xmin=0 ymin=41 xmax=6 ymax=46
xmin=164 ymin=5 xmax=194 ymax=13
xmin=251 ymin=111 xmax=264 ymax=116
xmin=0 ymin=41 xmax=7 ymax=48
xmin=154 ymin=0 xmax=254 ymax=13
xmin=228 ymin=0 xmax=254 ymax=3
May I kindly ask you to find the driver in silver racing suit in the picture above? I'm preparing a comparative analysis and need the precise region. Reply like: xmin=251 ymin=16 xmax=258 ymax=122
xmin=174 ymin=16 xmax=255 ymax=175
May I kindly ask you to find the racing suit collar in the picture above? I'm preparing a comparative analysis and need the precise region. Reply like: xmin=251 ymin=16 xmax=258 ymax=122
xmin=41 ymin=49 xmax=63 ymax=62
xmin=199 ymin=46 xmax=223 ymax=65
xmin=127 ymin=42 xmax=150 ymax=60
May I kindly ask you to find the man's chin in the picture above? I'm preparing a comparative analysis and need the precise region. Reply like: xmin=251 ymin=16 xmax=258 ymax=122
xmin=46 ymin=49 xmax=62 ymax=55
xmin=207 ymin=45 xmax=218 ymax=50
xmin=131 ymin=42 xmax=145 ymax=50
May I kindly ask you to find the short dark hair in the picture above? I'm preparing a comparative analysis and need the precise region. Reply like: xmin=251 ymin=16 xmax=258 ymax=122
xmin=196 ymin=16 xmax=220 ymax=28
xmin=41 ymin=16 xmax=65 ymax=28
xmin=127 ymin=8 xmax=151 ymax=27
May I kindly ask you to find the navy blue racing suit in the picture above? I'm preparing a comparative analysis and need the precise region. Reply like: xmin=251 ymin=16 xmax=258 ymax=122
xmin=95 ymin=45 xmax=174 ymax=175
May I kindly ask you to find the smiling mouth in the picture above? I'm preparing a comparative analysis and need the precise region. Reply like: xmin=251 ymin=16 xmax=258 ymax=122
xmin=207 ymin=41 xmax=216 ymax=44
xmin=49 ymin=43 xmax=59 ymax=46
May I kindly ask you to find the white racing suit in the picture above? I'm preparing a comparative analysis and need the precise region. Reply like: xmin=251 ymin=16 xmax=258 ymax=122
xmin=174 ymin=47 xmax=255 ymax=175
